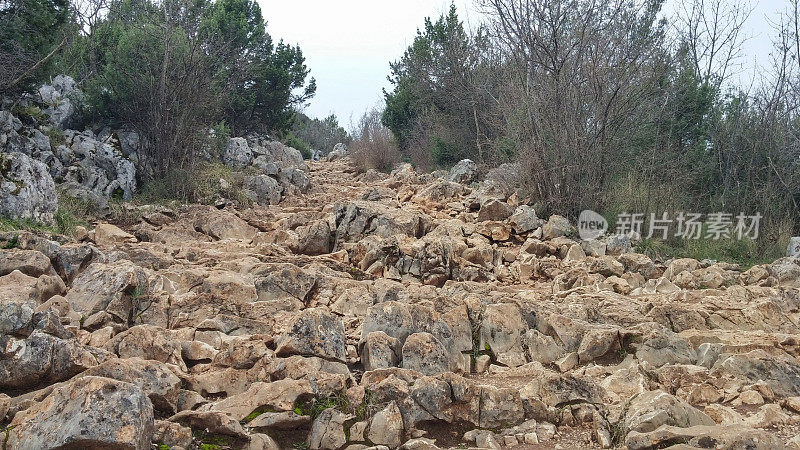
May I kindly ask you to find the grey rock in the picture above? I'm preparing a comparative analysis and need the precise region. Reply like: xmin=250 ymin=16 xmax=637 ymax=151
xmin=712 ymin=352 xmax=800 ymax=397
xmin=275 ymin=308 xmax=347 ymax=362
xmin=522 ymin=329 xmax=565 ymax=364
xmin=368 ymin=401 xmax=404 ymax=448
xmin=64 ymin=260 xmax=150 ymax=328
xmin=448 ymin=159 xmax=478 ymax=184
xmin=542 ymin=215 xmax=574 ymax=240
xmin=79 ymin=357 xmax=182 ymax=414
xmin=696 ymin=343 xmax=723 ymax=369
xmin=510 ymin=205 xmax=539 ymax=233
xmin=63 ymin=133 xmax=137 ymax=200
xmin=243 ymin=174 xmax=282 ymax=205
xmin=328 ymin=142 xmax=348 ymax=160
xmin=624 ymin=390 xmax=715 ymax=434
xmin=0 ymin=331 xmax=100 ymax=390
xmin=606 ymin=234 xmax=632 ymax=255
xmin=477 ymin=199 xmax=514 ymax=222
xmin=292 ymin=220 xmax=331 ymax=256
xmin=401 ymin=332 xmax=450 ymax=375
xmin=362 ymin=331 xmax=401 ymax=371
xmin=788 ymin=237 xmax=800 ymax=257
xmin=8 ymin=376 xmax=154 ymax=450
xmin=223 ymin=137 xmax=253 ymax=169
xmin=247 ymin=411 xmax=311 ymax=430
xmin=0 ymin=151 xmax=58 ymax=223
xmin=308 ymin=408 xmax=350 ymax=450
xmin=0 ymin=249 xmax=52 ymax=277
xmin=625 ymin=424 xmax=784 ymax=450
xmin=38 ymin=75 xmax=83 ymax=128
xmin=636 ymin=332 xmax=696 ymax=368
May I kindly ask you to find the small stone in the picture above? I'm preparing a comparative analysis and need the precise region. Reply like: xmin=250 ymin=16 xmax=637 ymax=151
xmin=738 ymin=390 xmax=764 ymax=405
xmin=556 ymin=352 xmax=579 ymax=372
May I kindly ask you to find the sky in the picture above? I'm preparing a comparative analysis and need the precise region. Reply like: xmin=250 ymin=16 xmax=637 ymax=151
xmin=259 ymin=0 xmax=789 ymax=124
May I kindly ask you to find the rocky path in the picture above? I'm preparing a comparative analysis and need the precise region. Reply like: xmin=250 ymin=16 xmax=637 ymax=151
xmin=2 ymin=157 xmax=800 ymax=449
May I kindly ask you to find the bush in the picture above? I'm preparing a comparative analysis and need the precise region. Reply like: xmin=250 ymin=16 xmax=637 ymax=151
xmin=0 ymin=191 xmax=91 ymax=236
xmin=351 ymin=107 xmax=400 ymax=173
xmin=209 ymin=121 xmax=231 ymax=159
xmin=636 ymin=237 xmax=784 ymax=269
xmin=136 ymin=162 xmax=251 ymax=206
xmin=429 ymin=136 xmax=463 ymax=168
xmin=290 ymin=113 xmax=350 ymax=154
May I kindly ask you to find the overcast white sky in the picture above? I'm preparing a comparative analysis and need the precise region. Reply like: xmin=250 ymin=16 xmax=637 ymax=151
xmin=258 ymin=0 xmax=788 ymax=124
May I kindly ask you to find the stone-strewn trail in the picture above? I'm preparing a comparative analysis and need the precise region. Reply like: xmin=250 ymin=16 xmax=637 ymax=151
xmin=3 ymin=156 xmax=800 ymax=450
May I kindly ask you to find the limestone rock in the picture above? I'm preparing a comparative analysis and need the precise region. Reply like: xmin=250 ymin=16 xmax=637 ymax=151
xmin=368 ymin=401 xmax=405 ymax=448
xmin=7 ymin=376 xmax=154 ymax=450
xmin=624 ymin=390 xmax=715 ymax=434
xmin=308 ymin=408 xmax=350 ymax=450
xmin=448 ymin=159 xmax=478 ymax=184
xmin=276 ymin=308 xmax=347 ymax=362
xmin=0 ymin=151 xmax=58 ymax=223
xmin=362 ymin=331 xmax=401 ymax=371
xmin=401 ymin=332 xmax=450 ymax=375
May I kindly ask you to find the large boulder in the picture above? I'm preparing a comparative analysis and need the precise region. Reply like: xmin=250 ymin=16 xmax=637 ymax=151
xmin=275 ymin=308 xmax=347 ymax=362
xmin=38 ymin=75 xmax=83 ymax=128
xmin=0 ymin=331 xmax=99 ymax=390
xmin=307 ymin=408 xmax=350 ymax=450
xmin=448 ymin=159 xmax=478 ymax=184
xmin=788 ymin=237 xmax=800 ymax=257
xmin=64 ymin=261 xmax=150 ymax=329
xmin=401 ymin=332 xmax=450 ymax=375
xmin=542 ymin=215 xmax=574 ymax=240
xmin=62 ymin=131 xmax=137 ymax=200
xmin=252 ymin=139 xmax=304 ymax=169
xmin=80 ymin=357 xmax=182 ymax=414
xmin=0 ymin=151 xmax=57 ymax=223
xmin=7 ymin=376 xmax=154 ymax=450
xmin=624 ymin=390 xmax=715 ymax=434
xmin=223 ymin=137 xmax=253 ymax=169
xmin=243 ymin=174 xmax=282 ymax=205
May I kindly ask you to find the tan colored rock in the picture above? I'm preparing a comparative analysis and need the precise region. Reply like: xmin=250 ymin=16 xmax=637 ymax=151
xmin=368 ymin=401 xmax=404 ymax=448
xmin=7 ymin=376 xmax=154 ymax=450
xmin=0 ymin=249 xmax=52 ymax=277
xmin=93 ymin=222 xmax=137 ymax=246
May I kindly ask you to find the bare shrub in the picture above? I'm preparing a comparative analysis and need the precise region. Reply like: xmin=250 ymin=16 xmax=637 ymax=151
xmin=350 ymin=107 xmax=400 ymax=173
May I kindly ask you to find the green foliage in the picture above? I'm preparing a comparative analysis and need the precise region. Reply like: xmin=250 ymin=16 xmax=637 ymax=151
xmin=0 ymin=192 xmax=91 ymax=237
xmin=2 ymin=234 xmax=19 ymax=249
xmin=10 ymin=105 xmax=48 ymax=123
xmin=193 ymin=429 xmax=233 ymax=449
xmin=294 ymin=393 xmax=350 ymax=420
xmin=382 ymin=81 xmax=417 ymax=150
xmin=209 ymin=121 xmax=232 ymax=158
xmin=290 ymin=113 xmax=350 ymax=154
xmin=636 ymin=237 xmax=783 ymax=269
xmin=383 ymin=4 xmax=495 ymax=168
xmin=43 ymin=127 xmax=66 ymax=150
xmin=157 ymin=444 xmax=171 ymax=450
xmin=54 ymin=192 xmax=92 ymax=235
xmin=70 ymin=0 xmax=315 ymax=179
xmin=0 ymin=0 xmax=71 ymax=91
xmin=136 ymin=162 xmax=251 ymax=206
xmin=285 ymin=132 xmax=311 ymax=159
xmin=429 ymin=136 xmax=462 ymax=168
